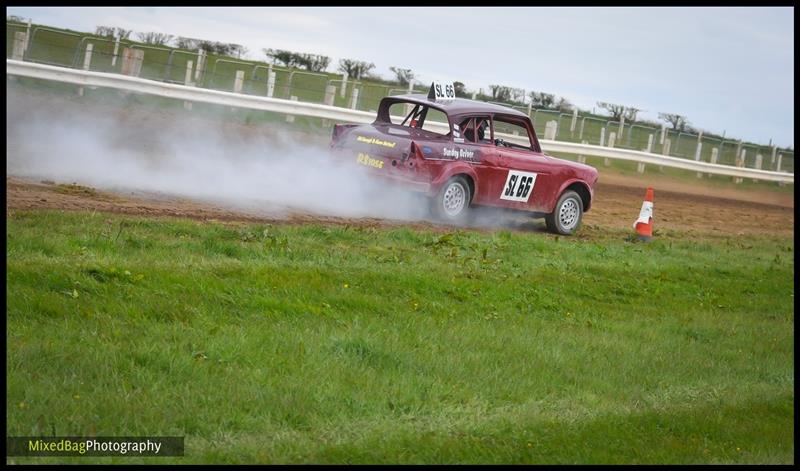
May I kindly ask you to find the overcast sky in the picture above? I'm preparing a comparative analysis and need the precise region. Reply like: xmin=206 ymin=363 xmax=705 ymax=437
xmin=7 ymin=6 xmax=795 ymax=148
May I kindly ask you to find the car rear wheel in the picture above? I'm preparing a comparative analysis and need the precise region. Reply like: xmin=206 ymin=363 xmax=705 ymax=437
xmin=431 ymin=176 xmax=472 ymax=224
xmin=545 ymin=190 xmax=583 ymax=235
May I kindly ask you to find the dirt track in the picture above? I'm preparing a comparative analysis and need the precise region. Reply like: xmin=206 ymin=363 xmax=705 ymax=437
xmin=6 ymin=175 xmax=794 ymax=237
xmin=5 ymin=85 xmax=794 ymax=237
xmin=585 ymin=177 xmax=794 ymax=236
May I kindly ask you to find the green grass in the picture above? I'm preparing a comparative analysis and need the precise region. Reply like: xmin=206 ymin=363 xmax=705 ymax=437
xmin=6 ymin=210 xmax=794 ymax=464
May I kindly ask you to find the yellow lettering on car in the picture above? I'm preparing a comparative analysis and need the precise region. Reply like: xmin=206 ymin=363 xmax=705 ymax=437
xmin=356 ymin=135 xmax=397 ymax=148
xmin=356 ymin=152 xmax=384 ymax=169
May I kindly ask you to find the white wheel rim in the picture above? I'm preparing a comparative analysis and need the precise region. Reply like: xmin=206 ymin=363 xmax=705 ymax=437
xmin=443 ymin=182 xmax=466 ymax=216
xmin=559 ymin=197 xmax=579 ymax=230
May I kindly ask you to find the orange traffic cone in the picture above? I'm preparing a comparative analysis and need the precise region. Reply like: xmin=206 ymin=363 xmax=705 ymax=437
xmin=633 ymin=187 xmax=654 ymax=241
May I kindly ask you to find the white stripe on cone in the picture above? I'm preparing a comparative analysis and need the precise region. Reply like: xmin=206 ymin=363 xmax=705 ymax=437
xmin=633 ymin=201 xmax=653 ymax=229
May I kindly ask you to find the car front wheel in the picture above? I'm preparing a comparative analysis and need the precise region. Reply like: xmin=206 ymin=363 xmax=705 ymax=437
xmin=431 ymin=176 xmax=472 ymax=224
xmin=545 ymin=190 xmax=583 ymax=235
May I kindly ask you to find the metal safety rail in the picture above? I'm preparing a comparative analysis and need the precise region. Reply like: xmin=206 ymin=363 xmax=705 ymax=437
xmin=7 ymin=59 xmax=794 ymax=184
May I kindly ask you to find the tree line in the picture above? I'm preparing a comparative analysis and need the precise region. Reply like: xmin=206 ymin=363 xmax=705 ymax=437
xmin=94 ymin=26 xmax=249 ymax=58
xmin=1 ymin=14 xmax=704 ymax=133
xmin=85 ymin=22 xmax=699 ymax=130
xmin=2 ymin=14 xmax=767 ymax=136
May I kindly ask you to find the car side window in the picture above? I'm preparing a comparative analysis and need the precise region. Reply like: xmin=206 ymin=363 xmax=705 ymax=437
xmin=492 ymin=116 xmax=533 ymax=151
xmin=476 ymin=117 xmax=492 ymax=144
xmin=460 ymin=118 xmax=476 ymax=142
xmin=460 ymin=116 xmax=492 ymax=144
xmin=420 ymin=108 xmax=450 ymax=136
xmin=387 ymin=102 xmax=450 ymax=137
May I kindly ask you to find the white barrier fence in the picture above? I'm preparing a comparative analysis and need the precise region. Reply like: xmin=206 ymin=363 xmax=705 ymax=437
xmin=7 ymin=59 xmax=793 ymax=184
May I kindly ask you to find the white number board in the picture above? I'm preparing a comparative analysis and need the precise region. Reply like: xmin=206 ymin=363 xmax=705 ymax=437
xmin=500 ymin=170 xmax=538 ymax=202
xmin=429 ymin=81 xmax=456 ymax=101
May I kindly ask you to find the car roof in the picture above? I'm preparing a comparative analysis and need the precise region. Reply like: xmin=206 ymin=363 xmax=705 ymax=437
xmin=384 ymin=94 xmax=529 ymax=119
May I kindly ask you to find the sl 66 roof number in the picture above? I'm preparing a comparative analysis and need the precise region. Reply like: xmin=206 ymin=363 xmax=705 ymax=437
xmin=431 ymin=81 xmax=455 ymax=101
xmin=500 ymin=170 xmax=537 ymax=203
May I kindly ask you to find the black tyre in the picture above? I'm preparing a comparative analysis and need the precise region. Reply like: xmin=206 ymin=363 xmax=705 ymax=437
xmin=431 ymin=176 xmax=472 ymax=224
xmin=545 ymin=190 xmax=583 ymax=235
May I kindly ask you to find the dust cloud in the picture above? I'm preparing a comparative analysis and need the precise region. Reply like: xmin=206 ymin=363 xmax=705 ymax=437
xmin=6 ymin=87 xmax=434 ymax=222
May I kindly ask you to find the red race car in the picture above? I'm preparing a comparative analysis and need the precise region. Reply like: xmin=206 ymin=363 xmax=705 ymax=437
xmin=330 ymin=83 xmax=599 ymax=235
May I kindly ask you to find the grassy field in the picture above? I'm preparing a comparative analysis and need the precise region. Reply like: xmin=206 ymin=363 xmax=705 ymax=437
xmin=6 ymin=210 xmax=794 ymax=464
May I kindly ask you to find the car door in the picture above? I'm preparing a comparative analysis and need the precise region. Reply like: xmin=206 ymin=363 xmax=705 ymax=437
xmin=455 ymin=115 xmax=505 ymax=206
xmin=491 ymin=115 xmax=554 ymax=213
